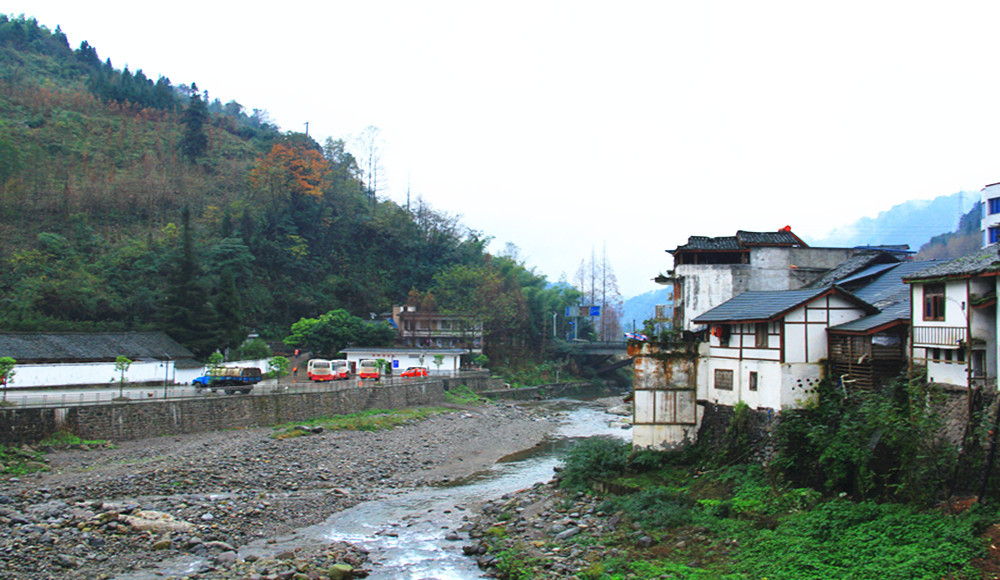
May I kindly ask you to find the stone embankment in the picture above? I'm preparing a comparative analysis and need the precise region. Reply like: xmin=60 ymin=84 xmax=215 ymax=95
xmin=0 ymin=401 xmax=556 ymax=579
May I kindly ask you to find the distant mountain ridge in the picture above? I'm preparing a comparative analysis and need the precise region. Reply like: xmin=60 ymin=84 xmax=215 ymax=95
xmin=803 ymin=191 xmax=979 ymax=251
xmin=622 ymin=287 xmax=672 ymax=332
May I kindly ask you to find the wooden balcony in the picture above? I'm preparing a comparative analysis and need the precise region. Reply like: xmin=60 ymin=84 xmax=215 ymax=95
xmin=912 ymin=326 xmax=966 ymax=347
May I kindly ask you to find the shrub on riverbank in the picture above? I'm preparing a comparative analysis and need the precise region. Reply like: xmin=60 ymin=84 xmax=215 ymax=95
xmin=510 ymin=434 xmax=998 ymax=579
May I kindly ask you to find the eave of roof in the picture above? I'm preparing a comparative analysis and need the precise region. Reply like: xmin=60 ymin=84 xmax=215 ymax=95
xmin=692 ymin=287 xmax=877 ymax=325
xmin=904 ymin=246 xmax=1000 ymax=283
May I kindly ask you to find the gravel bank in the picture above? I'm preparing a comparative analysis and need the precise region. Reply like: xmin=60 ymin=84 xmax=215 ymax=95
xmin=0 ymin=401 xmax=557 ymax=579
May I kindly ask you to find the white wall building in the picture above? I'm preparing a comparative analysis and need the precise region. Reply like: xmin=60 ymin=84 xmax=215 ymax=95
xmin=692 ymin=287 xmax=875 ymax=411
xmin=905 ymin=248 xmax=998 ymax=390
xmin=341 ymin=347 xmax=466 ymax=376
xmin=663 ymin=229 xmax=869 ymax=333
xmin=982 ymin=182 xmax=1000 ymax=247
xmin=0 ymin=332 xmax=199 ymax=388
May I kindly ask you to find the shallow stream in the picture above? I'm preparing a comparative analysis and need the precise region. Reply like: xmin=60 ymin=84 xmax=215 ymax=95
xmin=122 ymin=397 xmax=631 ymax=579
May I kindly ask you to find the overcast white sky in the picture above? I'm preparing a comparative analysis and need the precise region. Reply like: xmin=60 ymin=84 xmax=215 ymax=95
xmin=19 ymin=1 xmax=1000 ymax=297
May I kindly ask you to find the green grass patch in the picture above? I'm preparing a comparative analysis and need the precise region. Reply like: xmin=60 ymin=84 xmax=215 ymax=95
xmin=0 ymin=444 xmax=49 ymax=475
xmin=271 ymin=407 xmax=453 ymax=439
xmin=37 ymin=430 xmax=108 ymax=448
xmin=443 ymin=384 xmax=483 ymax=405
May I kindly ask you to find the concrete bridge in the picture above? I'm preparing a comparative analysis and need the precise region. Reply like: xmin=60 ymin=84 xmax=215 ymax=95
xmin=553 ymin=341 xmax=629 ymax=356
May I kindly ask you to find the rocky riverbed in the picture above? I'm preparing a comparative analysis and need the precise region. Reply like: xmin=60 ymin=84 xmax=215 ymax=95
xmin=0 ymin=401 xmax=560 ymax=579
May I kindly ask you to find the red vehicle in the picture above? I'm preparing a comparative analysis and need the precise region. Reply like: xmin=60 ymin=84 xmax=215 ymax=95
xmin=401 ymin=366 xmax=429 ymax=378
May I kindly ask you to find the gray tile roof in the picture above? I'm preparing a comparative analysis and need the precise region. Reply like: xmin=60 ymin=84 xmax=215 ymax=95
xmin=904 ymin=245 xmax=1000 ymax=282
xmin=692 ymin=287 xmax=874 ymax=324
xmin=0 ymin=332 xmax=195 ymax=364
xmin=823 ymin=260 xmax=942 ymax=334
xmin=736 ymin=230 xmax=805 ymax=246
xmin=673 ymin=235 xmax=742 ymax=252
xmin=806 ymin=253 xmax=901 ymax=288
xmin=670 ymin=229 xmax=805 ymax=253
xmin=828 ymin=301 xmax=910 ymax=333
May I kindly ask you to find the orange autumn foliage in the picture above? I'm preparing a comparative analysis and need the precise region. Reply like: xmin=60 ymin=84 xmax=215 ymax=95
xmin=249 ymin=142 xmax=331 ymax=198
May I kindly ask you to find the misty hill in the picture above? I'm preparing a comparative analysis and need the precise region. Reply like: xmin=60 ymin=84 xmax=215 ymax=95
xmin=622 ymin=287 xmax=672 ymax=332
xmin=803 ymin=191 xmax=980 ymax=251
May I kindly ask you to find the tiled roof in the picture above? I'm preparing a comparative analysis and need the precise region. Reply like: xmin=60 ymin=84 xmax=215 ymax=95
xmin=670 ymin=229 xmax=805 ymax=253
xmin=673 ymin=235 xmax=742 ymax=252
xmin=846 ymin=260 xmax=943 ymax=305
xmin=904 ymin=245 xmax=1000 ymax=281
xmin=0 ymin=332 xmax=194 ymax=364
xmin=692 ymin=287 xmax=873 ymax=324
xmin=735 ymin=230 xmax=804 ymax=246
xmin=824 ymin=260 xmax=942 ymax=334
xmin=806 ymin=253 xmax=901 ymax=288
xmin=828 ymin=301 xmax=910 ymax=333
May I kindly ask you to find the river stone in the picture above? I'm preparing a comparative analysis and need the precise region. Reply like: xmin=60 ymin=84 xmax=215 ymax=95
xmin=152 ymin=537 xmax=173 ymax=550
xmin=328 ymin=563 xmax=353 ymax=579
xmin=213 ymin=550 xmax=238 ymax=566
xmin=120 ymin=509 xmax=196 ymax=533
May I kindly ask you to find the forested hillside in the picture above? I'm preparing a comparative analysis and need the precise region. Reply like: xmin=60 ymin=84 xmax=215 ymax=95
xmin=915 ymin=203 xmax=982 ymax=259
xmin=0 ymin=15 xmax=581 ymax=363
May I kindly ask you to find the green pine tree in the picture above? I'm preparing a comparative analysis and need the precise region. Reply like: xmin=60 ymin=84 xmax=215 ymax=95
xmin=179 ymin=87 xmax=208 ymax=161
xmin=159 ymin=207 xmax=215 ymax=358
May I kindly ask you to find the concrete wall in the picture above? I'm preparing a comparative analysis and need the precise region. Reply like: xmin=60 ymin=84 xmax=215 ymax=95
xmin=630 ymin=341 xmax=702 ymax=450
xmin=0 ymin=375 xmax=499 ymax=444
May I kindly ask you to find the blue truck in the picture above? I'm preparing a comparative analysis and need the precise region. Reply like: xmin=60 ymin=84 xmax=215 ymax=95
xmin=193 ymin=367 xmax=262 ymax=394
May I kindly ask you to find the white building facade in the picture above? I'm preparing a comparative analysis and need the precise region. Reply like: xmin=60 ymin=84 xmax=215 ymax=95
xmin=341 ymin=347 xmax=465 ymax=375
xmin=982 ymin=182 xmax=1000 ymax=247
xmin=692 ymin=288 xmax=874 ymax=411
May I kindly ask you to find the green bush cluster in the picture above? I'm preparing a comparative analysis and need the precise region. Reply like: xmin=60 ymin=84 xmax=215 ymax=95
xmin=548 ymin=429 xmax=996 ymax=580
xmin=771 ymin=373 xmax=960 ymax=503
xmin=557 ymin=437 xmax=631 ymax=491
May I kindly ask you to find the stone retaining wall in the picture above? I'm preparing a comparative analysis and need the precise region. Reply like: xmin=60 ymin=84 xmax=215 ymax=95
xmin=0 ymin=375 xmax=501 ymax=444
xmin=696 ymin=385 xmax=981 ymax=464
xmin=480 ymin=381 xmax=627 ymax=401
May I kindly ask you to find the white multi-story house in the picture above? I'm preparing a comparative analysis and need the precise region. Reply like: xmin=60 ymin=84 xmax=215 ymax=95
xmin=633 ymin=227 xmax=913 ymax=449
xmin=904 ymin=246 xmax=998 ymax=391
xmin=661 ymin=228 xmax=873 ymax=333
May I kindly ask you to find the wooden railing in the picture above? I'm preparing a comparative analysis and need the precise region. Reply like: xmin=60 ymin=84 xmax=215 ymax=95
xmin=912 ymin=326 xmax=966 ymax=347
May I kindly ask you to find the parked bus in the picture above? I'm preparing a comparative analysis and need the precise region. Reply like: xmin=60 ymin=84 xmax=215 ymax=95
xmin=331 ymin=359 xmax=350 ymax=380
xmin=307 ymin=359 xmax=334 ymax=381
xmin=358 ymin=359 xmax=380 ymax=381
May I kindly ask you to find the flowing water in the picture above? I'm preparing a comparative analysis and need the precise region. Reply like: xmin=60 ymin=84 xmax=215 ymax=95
xmin=307 ymin=398 xmax=632 ymax=579
xmin=122 ymin=397 xmax=630 ymax=579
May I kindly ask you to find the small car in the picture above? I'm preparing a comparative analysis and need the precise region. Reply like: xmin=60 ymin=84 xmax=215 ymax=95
xmin=401 ymin=366 xmax=429 ymax=378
